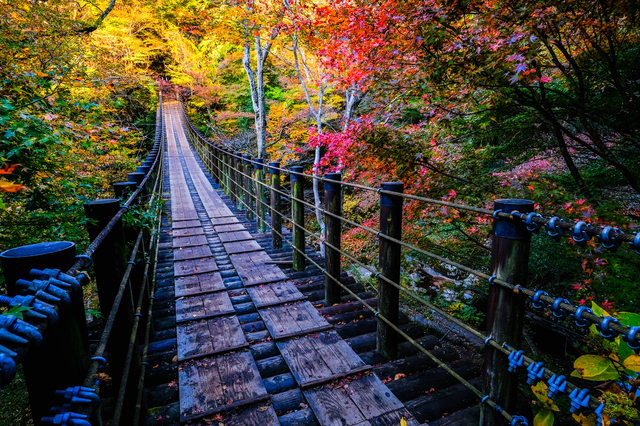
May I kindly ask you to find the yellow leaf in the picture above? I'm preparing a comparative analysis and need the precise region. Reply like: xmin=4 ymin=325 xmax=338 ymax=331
xmin=572 ymin=413 xmax=596 ymax=426
xmin=574 ymin=355 xmax=614 ymax=378
xmin=534 ymin=411 xmax=554 ymax=426
xmin=623 ymin=355 xmax=640 ymax=372
xmin=400 ymin=419 xmax=407 ymax=426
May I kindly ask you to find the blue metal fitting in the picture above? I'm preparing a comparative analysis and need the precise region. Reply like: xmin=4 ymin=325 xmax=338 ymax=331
xmin=524 ymin=212 xmax=543 ymax=233
xmin=56 ymin=386 xmax=100 ymax=407
xmin=545 ymin=217 xmax=564 ymax=241
xmin=570 ymin=221 xmax=592 ymax=244
xmin=481 ymin=396 xmax=490 ymax=404
xmin=488 ymin=275 xmax=497 ymax=285
xmin=572 ymin=307 xmax=593 ymax=328
xmin=492 ymin=209 xmax=502 ymax=219
xmin=75 ymin=255 xmax=93 ymax=268
xmin=3 ymin=295 xmax=55 ymax=323
xmin=0 ymin=344 xmax=17 ymax=358
xmin=510 ymin=415 xmax=529 ymax=426
xmin=0 ymin=352 xmax=17 ymax=386
xmin=526 ymin=361 xmax=545 ymax=385
xmin=546 ymin=375 xmax=567 ymax=400
xmin=16 ymin=279 xmax=70 ymax=305
xmin=0 ymin=314 xmax=43 ymax=346
xmin=91 ymin=356 xmax=107 ymax=369
xmin=631 ymin=233 xmax=640 ymax=255
xmin=595 ymin=403 xmax=605 ymax=426
xmin=569 ymin=388 xmax=590 ymax=413
xmin=622 ymin=326 xmax=640 ymax=351
xmin=596 ymin=316 xmax=621 ymax=340
xmin=598 ymin=227 xmax=622 ymax=250
xmin=127 ymin=261 xmax=136 ymax=266
xmin=551 ymin=298 xmax=571 ymax=319
xmin=531 ymin=290 xmax=549 ymax=309
xmin=135 ymin=313 xmax=143 ymax=317
xmin=507 ymin=350 xmax=525 ymax=372
xmin=485 ymin=336 xmax=493 ymax=346
xmin=40 ymin=412 xmax=91 ymax=426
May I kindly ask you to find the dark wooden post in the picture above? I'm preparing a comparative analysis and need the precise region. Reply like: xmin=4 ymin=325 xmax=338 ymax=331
xmin=255 ymin=159 xmax=267 ymax=233
xmin=377 ymin=182 xmax=404 ymax=359
xmin=270 ymin=162 xmax=282 ymax=249
xmin=228 ymin=151 xmax=236 ymax=202
xmin=212 ymin=145 xmax=220 ymax=184
xmin=84 ymin=199 xmax=136 ymax=394
xmin=235 ymin=153 xmax=244 ymax=210
xmin=113 ymin=182 xmax=137 ymax=200
xmin=243 ymin=155 xmax=254 ymax=220
xmin=222 ymin=150 xmax=230 ymax=196
xmin=324 ymin=172 xmax=342 ymax=305
xmin=482 ymin=199 xmax=533 ymax=426
xmin=290 ymin=166 xmax=305 ymax=271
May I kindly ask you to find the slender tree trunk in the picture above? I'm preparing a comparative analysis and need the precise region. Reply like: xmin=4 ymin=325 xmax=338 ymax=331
xmin=553 ymin=126 xmax=595 ymax=203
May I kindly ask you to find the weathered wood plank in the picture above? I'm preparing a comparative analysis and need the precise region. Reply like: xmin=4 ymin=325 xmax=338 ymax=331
xmin=173 ymin=235 xmax=208 ymax=248
xmin=352 ymin=409 xmax=420 ymax=426
xmin=175 ymin=272 xmax=225 ymax=297
xmin=173 ymin=227 xmax=205 ymax=237
xmin=178 ymin=351 xmax=268 ymax=422
xmin=304 ymin=382 xmax=366 ymax=426
xmin=230 ymin=252 xmax=288 ymax=286
xmin=174 ymin=245 xmax=213 ymax=261
xmin=222 ymin=403 xmax=280 ymax=426
xmin=224 ymin=240 xmax=264 ymax=254
xmin=173 ymin=220 xmax=201 ymax=229
xmin=214 ymin=224 xmax=247 ymax=233
xmin=211 ymin=217 xmax=240 ymax=226
xmin=174 ymin=257 xmax=219 ymax=277
xmin=219 ymin=231 xmax=254 ymax=243
xmin=176 ymin=292 xmax=235 ymax=323
xmin=260 ymin=301 xmax=331 ymax=340
xmin=177 ymin=315 xmax=248 ymax=361
xmin=246 ymin=281 xmax=306 ymax=308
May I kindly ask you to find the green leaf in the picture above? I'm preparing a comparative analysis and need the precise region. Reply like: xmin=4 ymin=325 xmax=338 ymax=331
xmin=2 ymin=305 xmax=32 ymax=320
xmin=574 ymin=355 xmax=614 ymax=377
xmin=534 ymin=411 xmax=554 ymax=426
xmin=617 ymin=335 xmax=635 ymax=363
xmin=617 ymin=312 xmax=640 ymax=328
xmin=591 ymin=302 xmax=609 ymax=318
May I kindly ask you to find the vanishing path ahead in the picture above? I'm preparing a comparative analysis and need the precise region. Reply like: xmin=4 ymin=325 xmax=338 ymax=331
xmin=159 ymin=101 xmax=422 ymax=425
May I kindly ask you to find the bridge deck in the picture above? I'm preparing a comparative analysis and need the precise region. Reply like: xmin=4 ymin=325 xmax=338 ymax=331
xmin=161 ymin=101 xmax=421 ymax=425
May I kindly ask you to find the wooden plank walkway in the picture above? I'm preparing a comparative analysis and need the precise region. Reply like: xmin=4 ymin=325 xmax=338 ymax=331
xmin=161 ymin=101 xmax=419 ymax=425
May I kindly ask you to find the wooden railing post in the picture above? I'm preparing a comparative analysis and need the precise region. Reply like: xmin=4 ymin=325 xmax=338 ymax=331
xmin=377 ymin=182 xmax=404 ymax=359
xmin=228 ymin=151 xmax=236 ymax=202
xmin=235 ymin=153 xmax=244 ymax=211
xmin=324 ymin=172 xmax=342 ymax=305
xmin=482 ymin=199 xmax=533 ymax=426
xmin=223 ymin=150 xmax=231 ymax=196
xmin=290 ymin=166 xmax=305 ymax=271
xmin=212 ymin=144 xmax=220 ymax=184
xmin=243 ymin=155 xmax=254 ymax=220
xmin=255 ymin=159 xmax=267 ymax=233
xmin=270 ymin=162 xmax=282 ymax=249
xmin=83 ymin=199 xmax=136 ymax=392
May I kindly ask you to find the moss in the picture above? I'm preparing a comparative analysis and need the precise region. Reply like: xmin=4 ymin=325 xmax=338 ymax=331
xmin=0 ymin=365 xmax=33 ymax=426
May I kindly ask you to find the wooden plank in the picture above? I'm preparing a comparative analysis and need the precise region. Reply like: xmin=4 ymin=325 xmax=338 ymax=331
xmin=304 ymin=381 xmax=366 ymax=426
xmin=173 ymin=220 xmax=201 ymax=229
xmin=353 ymin=410 xmax=420 ymax=426
xmin=278 ymin=331 xmax=371 ymax=388
xmin=224 ymin=240 xmax=264 ymax=254
xmin=176 ymin=292 xmax=235 ymax=323
xmin=260 ymin=301 xmax=331 ymax=340
xmin=174 ymin=245 xmax=213 ymax=261
xmin=219 ymin=231 xmax=253 ymax=243
xmin=174 ymin=257 xmax=219 ymax=277
xmin=277 ymin=335 xmax=333 ymax=386
xmin=246 ymin=281 xmax=306 ymax=308
xmin=175 ymin=272 xmax=225 ymax=297
xmin=211 ymin=217 xmax=240 ymax=226
xmin=173 ymin=235 xmax=208 ymax=248
xmin=214 ymin=224 xmax=247 ymax=233
xmin=178 ymin=351 xmax=269 ymax=423
xmin=304 ymin=373 xmax=407 ymax=426
xmin=173 ymin=227 xmax=205 ymax=237
xmin=224 ymin=404 xmax=280 ymax=426
xmin=230 ymin=252 xmax=288 ymax=286
xmin=346 ymin=374 xmax=403 ymax=418
xmin=177 ymin=315 xmax=248 ymax=361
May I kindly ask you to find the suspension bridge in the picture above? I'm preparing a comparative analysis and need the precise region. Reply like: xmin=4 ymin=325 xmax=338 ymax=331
xmin=0 ymin=93 xmax=639 ymax=426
